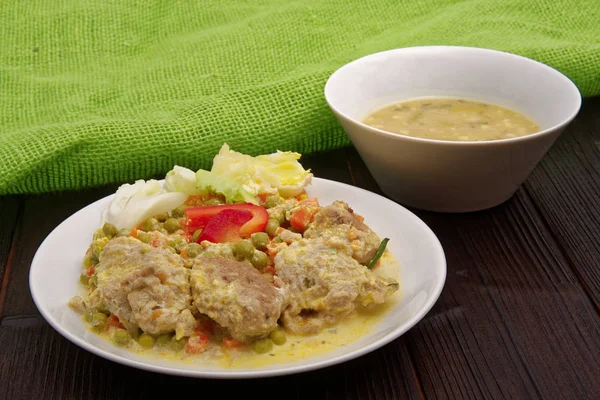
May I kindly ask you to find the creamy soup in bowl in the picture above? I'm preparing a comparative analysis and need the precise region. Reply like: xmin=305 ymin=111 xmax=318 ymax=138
xmin=324 ymin=46 xmax=582 ymax=212
xmin=363 ymin=98 xmax=540 ymax=141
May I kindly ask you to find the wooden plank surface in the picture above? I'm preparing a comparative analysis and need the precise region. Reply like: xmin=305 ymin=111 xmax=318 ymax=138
xmin=1 ymin=99 xmax=600 ymax=399
xmin=524 ymin=96 xmax=600 ymax=310
xmin=0 ymin=197 xmax=21 ymax=317
xmin=408 ymin=190 xmax=600 ymax=400
xmin=1 ymin=186 xmax=119 ymax=317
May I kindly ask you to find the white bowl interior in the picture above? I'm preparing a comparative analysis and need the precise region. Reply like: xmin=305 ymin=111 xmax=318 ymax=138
xmin=29 ymin=178 xmax=446 ymax=378
xmin=325 ymin=46 xmax=581 ymax=130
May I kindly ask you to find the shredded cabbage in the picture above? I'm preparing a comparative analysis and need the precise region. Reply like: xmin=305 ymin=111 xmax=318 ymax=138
xmin=104 ymin=145 xmax=312 ymax=228
xmin=210 ymin=144 xmax=312 ymax=198
xmin=195 ymin=169 xmax=257 ymax=204
xmin=165 ymin=166 xmax=201 ymax=195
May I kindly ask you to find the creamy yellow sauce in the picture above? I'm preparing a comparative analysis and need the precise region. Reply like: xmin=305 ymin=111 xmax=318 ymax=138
xmin=84 ymin=251 xmax=401 ymax=368
xmin=363 ymin=98 xmax=540 ymax=141
xmin=215 ymin=299 xmax=398 ymax=368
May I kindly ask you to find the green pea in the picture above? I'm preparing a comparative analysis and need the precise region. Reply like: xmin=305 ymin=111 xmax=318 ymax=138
xmin=137 ymin=231 xmax=152 ymax=243
xmin=91 ymin=312 xmax=108 ymax=331
xmin=88 ymin=275 xmax=98 ymax=290
xmin=250 ymin=232 xmax=269 ymax=250
xmin=154 ymin=212 xmax=169 ymax=222
xmin=83 ymin=251 xmax=96 ymax=268
xmin=204 ymin=198 xmax=223 ymax=206
xmin=138 ymin=333 xmax=155 ymax=349
xmin=289 ymin=226 xmax=302 ymax=234
xmin=83 ymin=311 xmax=93 ymax=322
xmin=170 ymin=337 xmax=187 ymax=352
xmin=252 ymin=338 xmax=273 ymax=354
xmin=265 ymin=219 xmax=280 ymax=237
xmin=171 ymin=205 xmax=186 ymax=218
xmin=156 ymin=334 xmax=172 ymax=347
xmin=93 ymin=244 xmax=104 ymax=259
xmin=269 ymin=329 xmax=287 ymax=345
xmin=250 ymin=251 xmax=268 ymax=269
xmin=192 ymin=229 xmax=202 ymax=243
xmin=113 ymin=329 xmax=132 ymax=346
xmin=140 ymin=218 xmax=156 ymax=232
xmin=264 ymin=195 xmax=284 ymax=209
xmin=92 ymin=229 xmax=106 ymax=241
xmin=167 ymin=236 xmax=186 ymax=252
xmin=167 ymin=237 xmax=181 ymax=248
xmin=97 ymin=305 xmax=111 ymax=315
xmin=163 ymin=245 xmax=176 ymax=254
xmin=186 ymin=243 xmax=202 ymax=258
xmin=102 ymin=222 xmax=118 ymax=238
xmin=79 ymin=274 xmax=90 ymax=286
xmin=234 ymin=240 xmax=255 ymax=259
xmin=164 ymin=218 xmax=181 ymax=233
xmin=118 ymin=228 xmax=130 ymax=237
xmin=275 ymin=211 xmax=286 ymax=225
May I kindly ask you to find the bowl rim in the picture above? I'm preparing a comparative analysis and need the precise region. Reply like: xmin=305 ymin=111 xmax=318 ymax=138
xmin=324 ymin=45 xmax=582 ymax=146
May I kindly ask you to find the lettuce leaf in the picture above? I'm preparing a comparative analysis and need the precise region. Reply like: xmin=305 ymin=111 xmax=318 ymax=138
xmin=195 ymin=169 xmax=257 ymax=204
xmin=211 ymin=143 xmax=312 ymax=198
xmin=165 ymin=166 xmax=201 ymax=195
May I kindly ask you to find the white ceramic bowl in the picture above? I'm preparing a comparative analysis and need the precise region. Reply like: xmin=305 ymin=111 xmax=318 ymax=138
xmin=324 ymin=46 xmax=582 ymax=212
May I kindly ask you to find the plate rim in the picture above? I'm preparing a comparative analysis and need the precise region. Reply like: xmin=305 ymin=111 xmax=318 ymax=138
xmin=29 ymin=177 xmax=447 ymax=379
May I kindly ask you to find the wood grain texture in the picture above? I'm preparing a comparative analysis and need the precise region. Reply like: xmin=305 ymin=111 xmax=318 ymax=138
xmin=303 ymin=148 xmax=356 ymax=185
xmin=525 ymin=97 xmax=600 ymax=310
xmin=408 ymin=190 xmax=600 ymax=400
xmin=2 ymin=186 xmax=119 ymax=317
xmin=0 ymin=197 xmax=21 ymax=272
xmin=0 ymin=196 xmax=21 ymax=316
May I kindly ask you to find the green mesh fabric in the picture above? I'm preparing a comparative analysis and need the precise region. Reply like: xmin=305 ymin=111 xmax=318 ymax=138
xmin=1 ymin=0 xmax=599 ymax=194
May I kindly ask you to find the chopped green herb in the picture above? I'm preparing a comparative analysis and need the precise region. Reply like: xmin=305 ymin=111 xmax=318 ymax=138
xmin=367 ymin=238 xmax=389 ymax=269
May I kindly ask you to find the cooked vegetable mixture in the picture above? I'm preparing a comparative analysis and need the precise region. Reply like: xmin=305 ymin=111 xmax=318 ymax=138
xmin=69 ymin=144 xmax=399 ymax=365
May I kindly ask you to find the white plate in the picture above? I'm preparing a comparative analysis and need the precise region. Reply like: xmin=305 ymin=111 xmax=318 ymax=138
xmin=29 ymin=177 xmax=446 ymax=379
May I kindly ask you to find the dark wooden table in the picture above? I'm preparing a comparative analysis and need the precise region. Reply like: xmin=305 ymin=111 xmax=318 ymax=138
xmin=1 ymin=99 xmax=599 ymax=400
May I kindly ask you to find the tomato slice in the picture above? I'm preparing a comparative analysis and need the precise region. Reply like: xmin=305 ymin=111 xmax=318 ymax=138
xmin=186 ymin=203 xmax=269 ymax=242
xmin=197 ymin=209 xmax=253 ymax=244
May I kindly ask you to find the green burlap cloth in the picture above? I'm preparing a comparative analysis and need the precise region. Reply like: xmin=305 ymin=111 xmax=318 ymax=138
xmin=1 ymin=0 xmax=599 ymax=194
